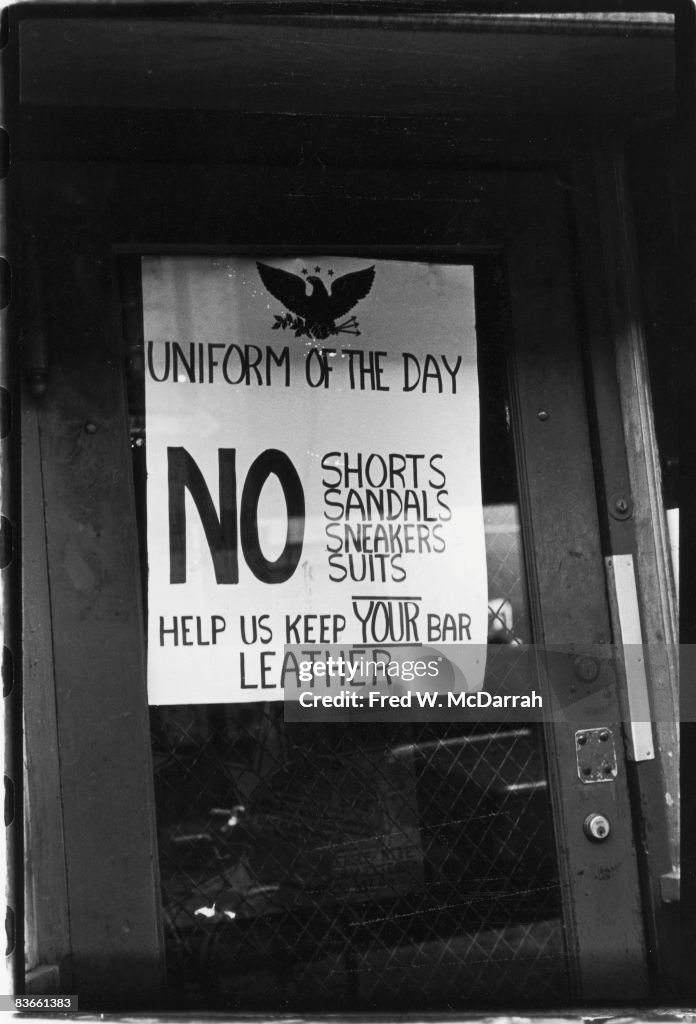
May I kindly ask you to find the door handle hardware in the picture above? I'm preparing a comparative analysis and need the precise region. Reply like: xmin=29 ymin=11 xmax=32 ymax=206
xmin=573 ymin=656 xmax=600 ymax=683
xmin=584 ymin=813 xmax=611 ymax=841
xmin=575 ymin=727 xmax=617 ymax=783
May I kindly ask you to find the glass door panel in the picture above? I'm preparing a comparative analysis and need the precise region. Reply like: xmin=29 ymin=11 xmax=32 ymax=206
xmin=132 ymin=257 xmax=570 ymax=1010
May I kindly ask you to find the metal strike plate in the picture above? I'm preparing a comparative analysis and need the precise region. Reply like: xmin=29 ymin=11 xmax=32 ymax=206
xmin=575 ymin=727 xmax=617 ymax=783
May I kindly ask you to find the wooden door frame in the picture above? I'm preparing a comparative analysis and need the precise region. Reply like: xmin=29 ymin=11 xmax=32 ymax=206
xmin=569 ymin=138 xmax=681 ymax=998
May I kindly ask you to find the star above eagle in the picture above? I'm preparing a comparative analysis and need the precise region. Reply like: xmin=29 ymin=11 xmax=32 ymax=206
xmin=257 ymin=262 xmax=375 ymax=340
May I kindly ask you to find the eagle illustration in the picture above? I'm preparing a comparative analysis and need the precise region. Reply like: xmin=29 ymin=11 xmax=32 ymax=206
xmin=257 ymin=262 xmax=375 ymax=340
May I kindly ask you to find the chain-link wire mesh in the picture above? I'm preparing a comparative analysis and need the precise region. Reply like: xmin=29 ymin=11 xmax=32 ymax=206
xmin=150 ymin=506 xmax=570 ymax=1010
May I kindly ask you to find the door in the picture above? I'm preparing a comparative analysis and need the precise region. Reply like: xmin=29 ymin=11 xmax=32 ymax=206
xmin=118 ymin=168 xmax=648 ymax=1009
xmin=22 ymin=159 xmax=650 ymax=1008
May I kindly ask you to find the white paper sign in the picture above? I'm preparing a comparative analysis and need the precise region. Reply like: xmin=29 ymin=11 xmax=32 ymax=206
xmin=143 ymin=256 xmax=487 ymax=704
